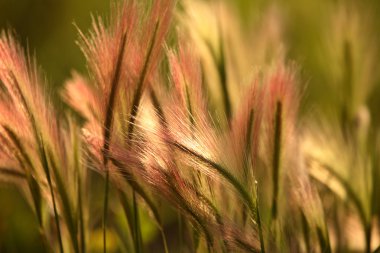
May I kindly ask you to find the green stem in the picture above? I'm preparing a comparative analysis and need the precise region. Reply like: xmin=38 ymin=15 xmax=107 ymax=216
xmin=78 ymin=173 xmax=85 ymax=253
xmin=40 ymin=143 xmax=64 ymax=253
xmin=3 ymin=128 xmax=44 ymax=228
xmin=1 ymin=128 xmax=48 ymax=251
xmin=316 ymin=225 xmax=331 ymax=253
xmin=300 ymin=210 xmax=310 ymax=253
xmin=271 ymin=101 xmax=282 ymax=222
xmin=72 ymin=121 xmax=86 ymax=253
xmin=171 ymin=141 xmax=256 ymax=223
xmin=124 ymin=22 xmax=160 ymax=253
xmin=178 ymin=211 xmax=183 ymax=251
xmin=217 ymin=44 xmax=231 ymax=124
xmin=8 ymin=65 xmax=66 ymax=253
xmin=0 ymin=166 xmax=25 ymax=179
xmin=111 ymin=159 xmax=168 ymax=253
xmin=255 ymin=182 xmax=265 ymax=253
xmin=132 ymin=191 xmax=143 ymax=253
xmin=313 ymin=160 xmax=370 ymax=250
xmin=38 ymin=226 xmax=53 ymax=253
xmin=205 ymin=39 xmax=231 ymax=125
xmin=164 ymin=172 xmax=214 ymax=250
xmin=127 ymin=21 xmax=159 ymax=142
xmin=102 ymin=32 xmax=128 ymax=253
xmin=103 ymin=171 xmax=110 ymax=253
xmin=365 ymin=224 xmax=371 ymax=253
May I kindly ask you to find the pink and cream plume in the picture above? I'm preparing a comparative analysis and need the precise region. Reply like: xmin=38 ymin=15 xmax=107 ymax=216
xmin=108 ymin=114 xmax=261 ymax=252
xmin=0 ymin=31 xmax=51 ymax=190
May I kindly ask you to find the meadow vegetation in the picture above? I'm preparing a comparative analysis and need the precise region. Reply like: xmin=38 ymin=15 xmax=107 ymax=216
xmin=0 ymin=0 xmax=380 ymax=252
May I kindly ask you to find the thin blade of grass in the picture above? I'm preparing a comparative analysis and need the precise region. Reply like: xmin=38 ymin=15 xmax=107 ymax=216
xmin=193 ymin=183 xmax=229 ymax=253
xmin=2 ymin=126 xmax=44 ymax=230
xmin=118 ymin=189 xmax=136 ymax=241
xmin=39 ymin=139 xmax=64 ymax=253
xmin=170 ymin=141 xmax=257 ymax=222
xmin=300 ymin=210 xmax=311 ymax=253
xmin=47 ymin=148 xmax=79 ymax=253
xmin=0 ymin=167 xmax=25 ymax=179
xmin=255 ymin=181 xmax=265 ymax=253
xmin=77 ymin=171 xmax=85 ymax=253
xmin=204 ymin=36 xmax=231 ymax=125
xmin=102 ymin=31 xmax=128 ymax=253
xmin=235 ymin=237 xmax=260 ymax=253
xmin=29 ymin=173 xmax=43 ymax=227
xmin=242 ymin=109 xmax=255 ymax=225
xmin=2 ymin=76 xmax=50 ymax=236
xmin=132 ymin=191 xmax=142 ymax=253
xmin=126 ymin=21 xmax=160 ymax=142
xmin=71 ymin=121 xmax=86 ymax=253
xmin=316 ymin=225 xmax=331 ymax=253
xmin=149 ymin=88 xmax=167 ymax=127
xmin=111 ymin=159 xmax=169 ymax=253
xmin=271 ymin=101 xmax=282 ymax=222
xmin=244 ymin=109 xmax=255 ymax=176
xmin=124 ymin=20 xmax=160 ymax=253
xmin=164 ymin=171 xmax=214 ymax=251
xmin=309 ymin=158 xmax=370 ymax=249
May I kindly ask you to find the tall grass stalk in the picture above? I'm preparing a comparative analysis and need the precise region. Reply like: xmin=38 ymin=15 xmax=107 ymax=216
xmin=102 ymin=32 xmax=127 ymax=253
xmin=312 ymin=159 xmax=370 ymax=253
xmin=271 ymin=101 xmax=282 ymax=223
xmin=170 ymin=141 xmax=257 ymax=223
xmin=255 ymin=181 xmax=265 ymax=253
xmin=50 ymin=150 xmax=80 ymax=253
xmin=39 ymin=138 xmax=65 ymax=253
xmin=1 ymin=126 xmax=49 ymax=250
xmin=123 ymin=19 xmax=161 ymax=253
xmin=71 ymin=120 xmax=86 ymax=253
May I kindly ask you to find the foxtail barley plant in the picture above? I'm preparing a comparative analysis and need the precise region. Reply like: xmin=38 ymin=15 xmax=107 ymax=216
xmin=1 ymin=0 xmax=380 ymax=252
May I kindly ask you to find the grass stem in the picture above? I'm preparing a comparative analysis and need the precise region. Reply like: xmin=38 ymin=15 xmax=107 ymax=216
xmin=255 ymin=182 xmax=265 ymax=253
xmin=102 ymin=32 xmax=127 ymax=253
xmin=271 ymin=101 xmax=282 ymax=222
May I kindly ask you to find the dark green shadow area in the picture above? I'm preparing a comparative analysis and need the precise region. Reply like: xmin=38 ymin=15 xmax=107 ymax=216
xmin=0 ymin=185 xmax=46 ymax=253
xmin=0 ymin=0 xmax=109 ymax=87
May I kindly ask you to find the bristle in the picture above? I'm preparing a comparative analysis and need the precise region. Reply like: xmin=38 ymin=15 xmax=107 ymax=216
xmin=109 ymin=137 xmax=260 ymax=252
xmin=260 ymin=66 xmax=299 ymax=221
xmin=168 ymin=39 xmax=205 ymax=124
xmin=62 ymin=72 xmax=99 ymax=122
xmin=76 ymin=1 xmax=136 ymax=103
xmin=228 ymin=82 xmax=263 ymax=185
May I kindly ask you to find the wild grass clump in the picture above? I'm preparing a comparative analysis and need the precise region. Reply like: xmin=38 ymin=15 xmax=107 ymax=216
xmin=1 ymin=0 xmax=380 ymax=252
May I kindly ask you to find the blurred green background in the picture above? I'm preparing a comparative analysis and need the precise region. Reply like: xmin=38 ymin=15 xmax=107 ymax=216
xmin=0 ymin=0 xmax=110 ymax=85
xmin=1 ymin=0 xmax=380 ymax=251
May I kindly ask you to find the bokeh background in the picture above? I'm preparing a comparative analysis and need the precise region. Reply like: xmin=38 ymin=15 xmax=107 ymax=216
xmin=1 ymin=0 xmax=380 ymax=251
